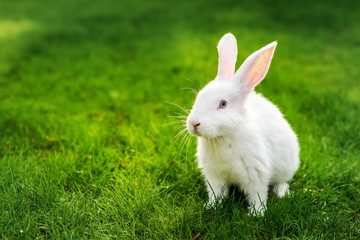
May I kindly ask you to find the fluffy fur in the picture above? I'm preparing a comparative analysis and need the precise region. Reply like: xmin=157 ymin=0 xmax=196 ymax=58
xmin=186 ymin=33 xmax=299 ymax=215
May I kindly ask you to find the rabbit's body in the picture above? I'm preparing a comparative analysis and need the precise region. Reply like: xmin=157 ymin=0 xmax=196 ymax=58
xmin=186 ymin=33 xmax=299 ymax=215
xmin=197 ymin=92 xmax=299 ymax=212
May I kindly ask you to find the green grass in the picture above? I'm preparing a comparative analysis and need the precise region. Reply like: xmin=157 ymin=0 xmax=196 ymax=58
xmin=1 ymin=0 xmax=360 ymax=238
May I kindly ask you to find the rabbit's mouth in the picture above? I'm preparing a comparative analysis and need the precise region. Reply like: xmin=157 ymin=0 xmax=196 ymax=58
xmin=187 ymin=115 xmax=220 ymax=138
xmin=187 ymin=124 xmax=202 ymax=136
xmin=187 ymin=124 xmax=220 ymax=139
xmin=186 ymin=116 xmax=202 ymax=136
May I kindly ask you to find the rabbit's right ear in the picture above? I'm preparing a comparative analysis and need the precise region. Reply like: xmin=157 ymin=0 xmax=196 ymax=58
xmin=233 ymin=41 xmax=277 ymax=95
xmin=216 ymin=33 xmax=238 ymax=81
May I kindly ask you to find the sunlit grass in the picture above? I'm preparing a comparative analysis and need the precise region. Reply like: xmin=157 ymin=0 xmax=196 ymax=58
xmin=0 ymin=19 xmax=36 ymax=39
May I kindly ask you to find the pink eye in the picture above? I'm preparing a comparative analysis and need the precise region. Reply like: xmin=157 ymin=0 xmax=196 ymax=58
xmin=219 ymin=100 xmax=227 ymax=109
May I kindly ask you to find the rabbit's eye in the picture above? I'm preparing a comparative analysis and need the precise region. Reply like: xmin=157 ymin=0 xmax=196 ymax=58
xmin=219 ymin=100 xmax=227 ymax=109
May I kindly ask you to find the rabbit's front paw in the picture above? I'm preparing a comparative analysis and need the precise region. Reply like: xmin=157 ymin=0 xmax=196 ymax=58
xmin=273 ymin=182 xmax=289 ymax=198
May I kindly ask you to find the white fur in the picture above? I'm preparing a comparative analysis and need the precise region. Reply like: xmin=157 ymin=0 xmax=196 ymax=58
xmin=186 ymin=33 xmax=299 ymax=216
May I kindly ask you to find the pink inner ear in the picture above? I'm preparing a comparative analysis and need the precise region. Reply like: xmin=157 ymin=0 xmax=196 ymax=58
xmin=217 ymin=34 xmax=238 ymax=81
xmin=249 ymin=48 xmax=273 ymax=86
xmin=222 ymin=63 xmax=234 ymax=81
xmin=218 ymin=48 xmax=236 ymax=81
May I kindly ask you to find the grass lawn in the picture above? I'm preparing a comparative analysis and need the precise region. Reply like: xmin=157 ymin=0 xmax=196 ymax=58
xmin=1 ymin=0 xmax=360 ymax=238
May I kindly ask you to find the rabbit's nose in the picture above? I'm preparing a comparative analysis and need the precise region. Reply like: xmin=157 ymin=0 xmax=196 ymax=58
xmin=192 ymin=122 xmax=200 ymax=130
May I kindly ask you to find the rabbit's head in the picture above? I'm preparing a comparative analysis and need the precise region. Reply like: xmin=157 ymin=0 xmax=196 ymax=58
xmin=187 ymin=33 xmax=277 ymax=138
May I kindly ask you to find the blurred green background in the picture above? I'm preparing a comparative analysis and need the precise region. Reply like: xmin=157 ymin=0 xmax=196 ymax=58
xmin=0 ymin=0 xmax=359 ymax=239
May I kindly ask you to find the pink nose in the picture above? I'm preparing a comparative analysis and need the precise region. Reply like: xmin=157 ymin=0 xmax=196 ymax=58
xmin=192 ymin=122 xmax=200 ymax=130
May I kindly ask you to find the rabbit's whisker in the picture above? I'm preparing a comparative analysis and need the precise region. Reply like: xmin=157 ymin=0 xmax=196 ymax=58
xmin=167 ymin=115 xmax=187 ymax=119
xmin=217 ymin=129 xmax=232 ymax=145
xmin=185 ymin=77 xmax=201 ymax=91
xmin=181 ymin=87 xmax=198 ymax=95
xmin=174 ymin=112 xmax=188 ymax=117
xmin=165 ymin=121 xmax=186 ymax=126
xmin=185 ymin=133 xmax=193 ymax=171
xmin=164 ymin=101 xmax=190 ymax=114
xmin=175 ymin=128 xmax=188 ymax=141
xmin=179 ymin=132 xmax=190 ymax=156
xmin=174 ymin=125 xmax=186 ymax=131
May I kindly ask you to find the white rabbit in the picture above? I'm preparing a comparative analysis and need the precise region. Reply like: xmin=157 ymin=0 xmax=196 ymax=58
xmin=186 ymin=33 xmax=299 ymax=215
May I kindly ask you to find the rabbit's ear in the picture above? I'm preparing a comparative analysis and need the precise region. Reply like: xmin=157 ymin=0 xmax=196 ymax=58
xmin=216 ymin=33 xmax=238 ymax=81
xmin=234 ymin=41 xmax=277 ymax=92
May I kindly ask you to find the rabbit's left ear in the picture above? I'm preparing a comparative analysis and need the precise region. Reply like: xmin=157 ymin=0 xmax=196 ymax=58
xmin=234 ymin=41 xmax=277 ymax=92
xmin=216 ymin=33 xmax=238 ymax=81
